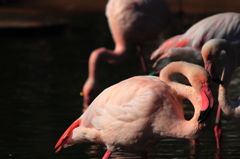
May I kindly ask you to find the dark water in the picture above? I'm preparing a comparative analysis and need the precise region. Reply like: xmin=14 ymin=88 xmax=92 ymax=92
xmin=1 ymin=13 xmax=240 ymax=159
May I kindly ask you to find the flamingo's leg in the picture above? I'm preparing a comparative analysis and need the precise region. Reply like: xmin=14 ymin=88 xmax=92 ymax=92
xmin=214 ymin=105 xmax=222 ymax=149
xmin=102 ymin=150 xmax=112 ymax=159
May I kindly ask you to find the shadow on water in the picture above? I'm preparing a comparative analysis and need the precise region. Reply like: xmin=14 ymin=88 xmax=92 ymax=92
xmin=0 ymin=10 xmax=240 ymax=159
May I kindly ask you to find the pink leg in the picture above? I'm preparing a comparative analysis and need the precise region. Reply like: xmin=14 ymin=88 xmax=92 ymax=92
xmin=141 ymin=151 xmax=148 ymax=159
xmin=214 ymin=105 xmax=222 ymax=149
xmin=190 ymin=138 xmax=200 ymax=147
xmin=102 ymin=150 xmax=112 ymax=159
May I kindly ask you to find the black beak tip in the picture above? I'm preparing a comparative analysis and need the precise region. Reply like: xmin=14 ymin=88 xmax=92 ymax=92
xmin=198 ymin=107 xmax=213 ymax=123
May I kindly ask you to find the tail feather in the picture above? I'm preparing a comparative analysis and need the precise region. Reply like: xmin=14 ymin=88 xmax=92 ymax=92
xmin=55 ymin=118 xmax=81 ymax=152
xmin=150 ymin=35 xmax=183 ymax=59
xmin=151 ymin=35 xmax=188 ymax=67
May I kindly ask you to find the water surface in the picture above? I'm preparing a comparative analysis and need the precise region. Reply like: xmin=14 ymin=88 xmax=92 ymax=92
xmin=1 ymin=14 xmax=240 ymax=159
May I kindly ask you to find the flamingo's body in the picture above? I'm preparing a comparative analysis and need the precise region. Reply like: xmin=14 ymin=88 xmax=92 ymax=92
xmin=150 ymin=12 xmax=240 ymax=149
xmin=151 ymin=12 xmax=240 ymax=67
xmin=83 ymin=0 xmax=172 ymax=108
xmin=202 ymin=39 xmax=240 ymax=120
xmin=55 ymin=61 xmax=214 ymax=159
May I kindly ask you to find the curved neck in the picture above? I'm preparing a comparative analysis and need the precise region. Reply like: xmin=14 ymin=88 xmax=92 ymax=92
xmin=160 ymin=62 xmax=204 ymax=123
xmin=218 ymin=48 xmax=238 ymax=117
xmin=159 ymin=62 xmax=214 ymax=138
xmin=201 ymin=39 xmax=240 ymax=119
xmin=88 ymin=46 xmax=128 ymax=80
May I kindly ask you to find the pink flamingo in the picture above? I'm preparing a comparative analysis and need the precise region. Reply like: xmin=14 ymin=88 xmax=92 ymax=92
xmin=55 ymin=61 xmax=214 ymax=159
xmin=82 ymin=0 xmax=173 ymax=109
xmin=150 ymin=12 xmax=240 ymax=67
xmin=202 ymin=39 xmax=240 ymax=121
xmin=150 ymin=12 xmax=240 ymax=149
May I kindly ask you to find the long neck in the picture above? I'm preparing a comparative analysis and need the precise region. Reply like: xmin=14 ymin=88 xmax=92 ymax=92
xmin=160 ymin=62 xmax=202 ymax=109
xmin=202 ymin=39 xmax=240 ymax=120
xmin=218 ymin=49 xmax=239 ymax=119
xmin=88 ymin=45 xmax=128 ymax=80
xmin=159 ymin=62 xmax=205 ymax=138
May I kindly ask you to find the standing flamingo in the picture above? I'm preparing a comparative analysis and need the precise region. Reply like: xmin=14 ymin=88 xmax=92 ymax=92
xmin=82 ymin=0 xmax=173 ymax=109
xmin=55 ymin=61 xmax=214 ymax=159
xmin=150 ymin=12 xmax=240 ymax=149
xmin=202 ymin=39 xmax=240 ymax=121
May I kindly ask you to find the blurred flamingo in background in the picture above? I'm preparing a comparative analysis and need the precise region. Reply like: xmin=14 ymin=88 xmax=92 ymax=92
xmin=202 ymin=39 xmax=240 ymax=121
xmin=150 ymin=12 xmax=240 ymax=149
xmin=82 ymin=0 xmax=174 ymax=109
xmin=151 ymin=12 xmax=240 ymax=67
xmin=55 ymin=61 xmax=214 ymax=159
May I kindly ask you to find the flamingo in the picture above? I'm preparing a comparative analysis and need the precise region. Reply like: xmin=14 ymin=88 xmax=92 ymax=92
xmin=55 ymin=61 xmax=214 ymax=159
xmin=150 ymin=12 xmax=240 ymax=149
xmin=202 ymin=39 xmax=240 ymax=121
xmin=150 ymin=12 xmax=240 ymax=67
xmin=82 ymin=0 xmax=173 ymax=109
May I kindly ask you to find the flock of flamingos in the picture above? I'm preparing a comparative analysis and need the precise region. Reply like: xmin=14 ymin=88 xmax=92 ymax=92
xmin=54 ymin=0 xmax=240 ymax=158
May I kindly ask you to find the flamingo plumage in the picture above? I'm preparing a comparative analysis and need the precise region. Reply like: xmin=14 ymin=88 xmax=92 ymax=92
xmin=202 ymin=39 xmax=240 ymax=120
xmin=150 ymin=12 xmax=240 ymax=67
xmin=55 ymin=61 xmax=214 ymax=159
xmin=150 ymin=12 xmax=240 ymax=149
xmin=82 ymin=0 xmax=173 ymax=109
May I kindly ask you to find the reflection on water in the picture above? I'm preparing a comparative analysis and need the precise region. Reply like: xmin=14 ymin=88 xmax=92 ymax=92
xmin=1 ymin=13 xmax=240 ymax=159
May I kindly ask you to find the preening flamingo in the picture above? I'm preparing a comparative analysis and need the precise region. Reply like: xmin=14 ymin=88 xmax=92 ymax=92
xmin=150 ymin=12 xmax=240 ymax=67
xmin=150 ymin=12 xmax=240 ymax=149
xmin=82 ymin=0 xmax=173 ymax=109
xmin=202 ymin=39 xmax=240 ymax=121
xmin=55 ymin=61 xmax=214 ymax=159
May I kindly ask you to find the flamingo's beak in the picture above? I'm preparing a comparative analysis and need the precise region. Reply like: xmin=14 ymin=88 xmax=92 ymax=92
xmin=204 ymin=60 xmax=223 ymax=84
xmin=198 ymin=82 xmax=214 ymax=122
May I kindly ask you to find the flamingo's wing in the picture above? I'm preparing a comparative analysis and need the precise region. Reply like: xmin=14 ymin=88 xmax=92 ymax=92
xmin=151 ymin=13 xmax=240 ymax=68
xmin=91 ymin=103 xmax=139 ymax=131
xmin=90 ymin=81 xmax=163 ymax=136
xmin=150 ymin=35 xmax=183 ymax=60
xmin=150 ymin=35 xmax=190 ymax=67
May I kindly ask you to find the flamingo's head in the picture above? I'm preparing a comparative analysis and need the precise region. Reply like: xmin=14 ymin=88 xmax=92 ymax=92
xmin=82 ymin=79 xmax=100 ymax=112
xmin=201 ymin=39 xmax=226 ymax=84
